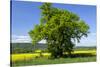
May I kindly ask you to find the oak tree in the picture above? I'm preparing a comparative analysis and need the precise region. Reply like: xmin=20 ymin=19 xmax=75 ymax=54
xmin=29 ymin=3 xmax=89 ymax=58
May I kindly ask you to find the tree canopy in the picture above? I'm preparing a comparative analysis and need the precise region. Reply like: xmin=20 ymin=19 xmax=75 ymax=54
xmin=29 ymin=3 xmax=89 ymax=58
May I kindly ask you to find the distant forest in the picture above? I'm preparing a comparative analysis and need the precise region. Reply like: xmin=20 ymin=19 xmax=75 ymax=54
xmin=11 ymin=43 xmax=47 ymax=54
xmin=11 ymin=43 xmax=96 ymax=54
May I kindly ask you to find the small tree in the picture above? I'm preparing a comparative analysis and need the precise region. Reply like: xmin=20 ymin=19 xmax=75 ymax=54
xmin=29 ymin=3 xmax=89 ymax=58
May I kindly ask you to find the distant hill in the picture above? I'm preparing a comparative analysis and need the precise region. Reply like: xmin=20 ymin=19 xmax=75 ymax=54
xmin=11 ymin=43 xmax=96 ymax=54
xmin=11 ymin=43 xmax=47 ymax=54
xmin=11 ymin=43 xmax=47 ymax=49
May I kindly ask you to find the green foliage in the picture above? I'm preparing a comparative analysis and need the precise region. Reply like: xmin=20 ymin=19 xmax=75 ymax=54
xmin=29 ymin=3 xmax=89 ymax=58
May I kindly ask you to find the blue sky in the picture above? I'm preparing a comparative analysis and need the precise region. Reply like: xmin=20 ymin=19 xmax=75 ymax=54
xmin=11 ymin=1 xmax=96 ymax=46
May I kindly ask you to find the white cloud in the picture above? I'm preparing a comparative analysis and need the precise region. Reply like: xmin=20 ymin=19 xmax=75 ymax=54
xmin=11 ymin=35 xmax=31 ymax=43
xmin=11 ymin=35 xmax=46 ymax=43
xmin=38 ymin=39 xmax=46 ymax=44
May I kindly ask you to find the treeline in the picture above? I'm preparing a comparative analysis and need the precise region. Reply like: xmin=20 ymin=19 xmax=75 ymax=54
xmin=11 ymin=43 xmax=47 ymax=54
xmin=11 ymin=43 xmax=96 ymax=54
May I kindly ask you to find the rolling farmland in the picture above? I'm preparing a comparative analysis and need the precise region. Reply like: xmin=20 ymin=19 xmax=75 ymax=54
xmin=11 ymin=43 xmax=96 ymax=66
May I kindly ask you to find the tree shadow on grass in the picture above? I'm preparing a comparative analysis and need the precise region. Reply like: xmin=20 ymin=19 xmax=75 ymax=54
xmin=63 ymin=53 xmax=96 ymax=58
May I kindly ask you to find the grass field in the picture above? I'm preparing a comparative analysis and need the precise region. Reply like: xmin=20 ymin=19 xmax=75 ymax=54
xmin=11 ymin=56 xmax=96 ymax=66
xmin=11 ymin=49 xmax=96 ymax=67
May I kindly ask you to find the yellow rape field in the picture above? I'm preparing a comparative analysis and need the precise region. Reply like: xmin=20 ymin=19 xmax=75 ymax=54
xmin=11 ymin=50 xmax=96 ymax=62
xmin=11 ymin=53 xmax=51 ymax=62
xmin=74 ymin=50 xmax=96 ymax=54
